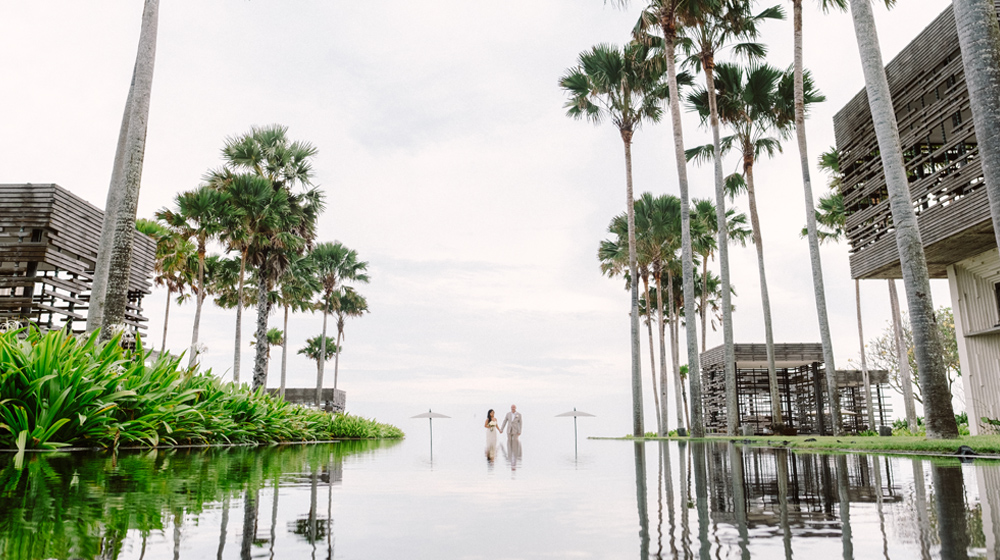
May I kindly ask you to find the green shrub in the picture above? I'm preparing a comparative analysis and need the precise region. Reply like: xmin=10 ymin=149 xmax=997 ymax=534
xmin=0 ymin=328 xmax=403 ymax=450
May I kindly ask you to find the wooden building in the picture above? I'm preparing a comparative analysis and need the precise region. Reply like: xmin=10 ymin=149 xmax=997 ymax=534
xmin=833 ymin=3 xmax=1000 ymax=434
xmin=0 ymin=184 xmax=155 ymax=333
xmin=699 ymin=343 xmax=889 ymax=435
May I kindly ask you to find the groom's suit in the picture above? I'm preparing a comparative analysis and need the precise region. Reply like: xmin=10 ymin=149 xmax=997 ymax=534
xmin=501 ymin=411 xmax=522 ymax=437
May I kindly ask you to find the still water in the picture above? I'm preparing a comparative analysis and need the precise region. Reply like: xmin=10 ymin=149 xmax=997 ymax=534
xmin=2 ymin=431 xmax=999 ymax=559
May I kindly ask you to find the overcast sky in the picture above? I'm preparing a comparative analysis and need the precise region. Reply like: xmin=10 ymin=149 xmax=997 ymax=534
xmin=0 ymin=0 xmax=958 ymax=434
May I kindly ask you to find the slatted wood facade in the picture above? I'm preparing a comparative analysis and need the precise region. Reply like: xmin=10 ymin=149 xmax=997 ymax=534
xmin=833 ymin=2 xmax=1000 ymax=279
xmin=699 ymin=343 xmax=889 ymax=435
xmin=0 ymin=184 xmax=155 ymax=332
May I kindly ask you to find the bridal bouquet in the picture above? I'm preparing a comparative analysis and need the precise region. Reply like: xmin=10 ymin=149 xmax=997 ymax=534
xmin=488 ymin=420 xmax=498 ymax=431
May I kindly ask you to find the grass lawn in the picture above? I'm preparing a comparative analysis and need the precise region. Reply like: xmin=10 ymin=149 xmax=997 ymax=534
xmin=595 ymin=434 xmax=1000 ymax=458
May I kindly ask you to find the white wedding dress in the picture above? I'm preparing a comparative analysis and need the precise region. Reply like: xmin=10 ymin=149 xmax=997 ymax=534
xmin=486 ymin=420 xmax=499 ymax=455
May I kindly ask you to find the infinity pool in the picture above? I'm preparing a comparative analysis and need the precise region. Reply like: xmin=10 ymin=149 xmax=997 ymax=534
xmin=1 ymin=431 xmax=997 ymax=559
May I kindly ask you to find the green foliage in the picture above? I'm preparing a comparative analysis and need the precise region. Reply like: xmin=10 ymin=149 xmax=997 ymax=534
xmin=0 ymin=329 xmax=402 ymax=450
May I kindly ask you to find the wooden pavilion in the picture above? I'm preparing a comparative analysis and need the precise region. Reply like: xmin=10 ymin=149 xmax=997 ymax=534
xmin=699 ymin=343 xmax=890 ymax=435
xmin=0 ymin=184 xmax=156 ymax=333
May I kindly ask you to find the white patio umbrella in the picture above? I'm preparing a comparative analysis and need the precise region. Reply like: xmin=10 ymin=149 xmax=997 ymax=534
xmin=556 ymin=408 xmax=596 ymax=455
xmin=411 ymin=409 xmax=450 ymax=458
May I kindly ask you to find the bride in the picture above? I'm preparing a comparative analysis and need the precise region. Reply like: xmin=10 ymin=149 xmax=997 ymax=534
xmin=485 ymin=409 xmax=502 ymax=458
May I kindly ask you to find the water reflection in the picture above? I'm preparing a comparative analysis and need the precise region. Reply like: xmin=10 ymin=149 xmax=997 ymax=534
xmin=3 ymin=438 xmax=1000 ymax=559
xmin=0 ymin=441 xmax=394 ymax=560
xmin=635 ymin=442 xmax=998 ymax=559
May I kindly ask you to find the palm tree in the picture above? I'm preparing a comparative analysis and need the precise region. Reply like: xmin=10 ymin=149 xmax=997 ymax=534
xmin=277 ymin=256 xmax=319 ymax=398
xmin=678 ymin=0 xmax=783 ymax=435
xmin=634 ymin=0 xmax=706 ymax=437
xmin=135 ymin=218 xmax=196 ymax=356
xmin=157 ymin=186 xmax=229 ymax=368
xmin=791 ymin=0 xmax=847 ymax=434
xmin=953 ymin=0 xmax=1000 ymax=255
xmin=689 ymin=63 xmax=823 ymax=428
xmin=330 ymin=287 xmax=369 ymax=392
xmin=207 ymin=125 xmax=324 ymax=390
xmin=309 ymin=242 xmax=370 ymax=407
xmin=845 ymin=0 xmax=958 ymax=438
xmin=88 ymin=0 xmax=160 ymax=339
xmin=298 ymin=335 xmax=339 ymax=404
xmin=691 ymin=198 xmax=750 ymax=352
xmin=561 ymin=41 xmax=666 ymax=436
xmin=209 ymin=172 xmax=275 ymax=384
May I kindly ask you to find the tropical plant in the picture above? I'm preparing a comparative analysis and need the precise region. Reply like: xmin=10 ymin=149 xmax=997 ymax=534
xmin=298 ymin=335 xmax=339 ymax=396
xmin=789 ymin=0 xmax=848 ymax=441
xmin=277 ymin=256 xmax=319 ymax=397
xmin=309 ymin=242 xmax=369 ymax=406
xmin=689 ymin=62 xmax=821 ymax=428
xmin=205 ymin=126 xmax=325 ymax=390
xmin=88 ymin=0 xmax=160 ymax=339
xmin=846 ymin=0 xmax=957 ymax=438
xmin=691 ymin=198 xmax=750 ymax=352
xmin=157 ymin=186 xmax=231 ymax=368
xmin=135 ymin=218 xmax=196 ymax=356
xmin=561 ymin=41 xmax=667 ymax=436
xmin=677 ymin=0 xmax=783 ymax=435
xmin=633 ymin=0 xmax=705 ymax=437
xmin=330 ymin=287 xmax=369 ymax=394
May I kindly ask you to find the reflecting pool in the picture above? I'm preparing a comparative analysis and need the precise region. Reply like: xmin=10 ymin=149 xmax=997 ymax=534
xmin=2 ymin=434 xmax=999 ymax=559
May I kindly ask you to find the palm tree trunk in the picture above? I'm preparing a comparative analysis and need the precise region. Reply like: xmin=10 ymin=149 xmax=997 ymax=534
xmin=233 ymin=252 xmax=247 ymax=383
xmin=217 ymin=495 xmax=230 ymax=560
xmin=662 ymin=26 xmax=704 ymax=437
xmin=622 ymin=129 xmax=644 ymax=437
xmin=655 ymin=265 xmax=670 ymax=436
xmin=189 ymin=243 xmax=205 ymax=368
xmin=889 ymin=278 xmax=919 ymax=431
xmin=856 ymin=279 xmax=876 ymax=430
xmin=252 ymin=265 xmax=271 ymax=390
xmin=643 ymin=274 xmax=662 ymax=433
xmin=280 ymin=303 xmax=290 ymax=398
xmin=317 ymin=310 xmax=329 ymax=407
xmin=161 ymin=287 xmax=171 ymax=355
xmin=743 ymin=162 xmax=783 ymax=426
xmin=704 ymin=58 xmax=737 ymax=435
xmin=953 ymin=0 xmax=1000 ymax=254
xmin=848 ymin=0 xmax=957 ymax=438
xmin=90 ymin=0 xmax=159 ymax=336
xmin=333 ymin=328 xmax=344 ymax=392
xmin=669 ymin=272 xmax=684 ymax=432
xmin=793 ymin=0 xmax=842 ymax=435
xmin=240 ymin=487 xmax=258 ymax=560
xmin=700 ymin=256 xmax=709 ymax=353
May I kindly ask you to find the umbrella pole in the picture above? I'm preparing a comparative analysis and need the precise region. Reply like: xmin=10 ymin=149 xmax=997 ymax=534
xmin=429 ymin=418 xmax=433 ymax=459
xmin=574 ymin=407 xmax=579 ymax=457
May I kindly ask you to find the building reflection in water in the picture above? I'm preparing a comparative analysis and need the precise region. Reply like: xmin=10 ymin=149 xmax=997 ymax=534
xmin=634 ymin=442 xmax=1000 ymax=559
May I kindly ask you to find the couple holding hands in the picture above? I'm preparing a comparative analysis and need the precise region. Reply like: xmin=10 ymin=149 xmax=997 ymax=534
xmin=485 ymin=405 xmax=522 ymax=460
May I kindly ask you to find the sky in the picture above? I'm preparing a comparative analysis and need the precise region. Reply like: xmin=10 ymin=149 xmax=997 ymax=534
xmin=0 ymin=0 xmax=959 ymax=435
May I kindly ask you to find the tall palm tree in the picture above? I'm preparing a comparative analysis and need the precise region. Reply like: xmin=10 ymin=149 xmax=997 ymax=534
xmin=634 ymin=0 xmax=706 ymax=437
xmin=953 ymin=0 xmax=1000 ymax=254
xmin=561 ymin=41 xmax=666 ymax=436
xmin=309 ymin=242 xmax=370 ymax=407
xmin=277 ymin=256 xmax=319 ymax=398
xmin=209 ymin=172 xmax=274 ymax=384
xmin=207 ymin=125 xmax=324 ymax=390
xmin=688 ymin=63 xmax=824 ymax=428
xmin=157 ymin=186 xmax=230 ymax=368
xmin=791 ymin=0 xmax=847 ymax=434
xmin=330 ymin=287 xmax=369 ymax=392
xmin=845 ymin=0 xmax=958 ymax=438
xmin=135 ymin=218 xmax=195 ymax=356
xmin=88 ymin=0 xmax=160 ymax=339
xmin=678 ymin=0 xmax=783 ymax=435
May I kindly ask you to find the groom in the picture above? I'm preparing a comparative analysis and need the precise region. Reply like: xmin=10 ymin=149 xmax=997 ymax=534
xmin=501 ymin=404 xmax=522 ymax=439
